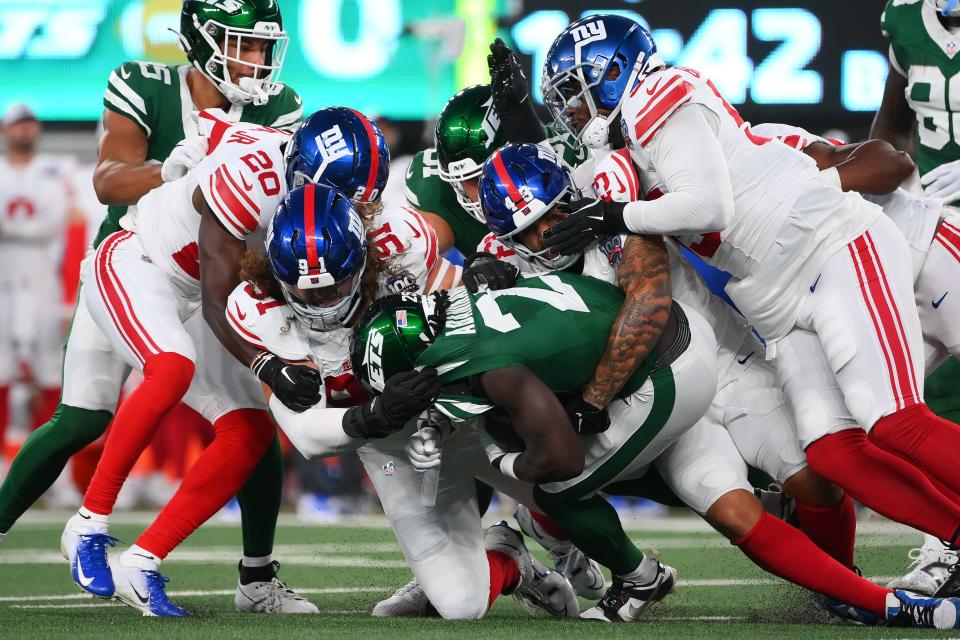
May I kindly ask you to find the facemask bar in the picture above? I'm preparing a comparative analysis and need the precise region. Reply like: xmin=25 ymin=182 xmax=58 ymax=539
xmin=280 ymin=262 xmax=366 ymax=333
xmin=439 ymin=162 xmax=485 ymax=223
xmin=495 ymin=185 xmax=579 ymax=271
xmin=541 ymin=61 xmax=605 ymax=145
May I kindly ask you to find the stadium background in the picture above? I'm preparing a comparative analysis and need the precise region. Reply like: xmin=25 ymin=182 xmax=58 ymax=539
xmin=0 ymin=0 xmax=892 ymax=517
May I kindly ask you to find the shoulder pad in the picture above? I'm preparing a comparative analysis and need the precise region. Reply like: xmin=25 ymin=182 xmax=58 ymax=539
xmin=266 ymin=85 xmax=304 ymax=132
xmin=103 ymin=61 xmax=174 ymax=137
xmin=226 ymin=283 xmax=311 ymax=362
xmin=370 ymin=206 xmax=438 ymax=294
xmin=590 ymin=149 xmax=640 ymax=203
xmin=625 ymin=67 xmax=703 ymax=148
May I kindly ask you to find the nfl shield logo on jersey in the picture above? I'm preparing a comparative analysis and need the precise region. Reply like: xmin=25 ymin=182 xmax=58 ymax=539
xmin=383 ymin=461 xmax=396 ymax=476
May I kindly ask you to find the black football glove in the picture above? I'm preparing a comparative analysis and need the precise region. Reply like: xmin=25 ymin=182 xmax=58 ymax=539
xmin=251 ymin=352 xmax=322 ymax=412
xmin=542 ymin=197 xmax=628 ymax=256
xmin=488 ymin=38 xmax=529 ymax=111
xmin=343 ymin=368 xmax=443 ymax=439
xmin=565 ymin=396 xmax=611 ymax=435
xmin=462 ymin=252 xmax=520 ymax=293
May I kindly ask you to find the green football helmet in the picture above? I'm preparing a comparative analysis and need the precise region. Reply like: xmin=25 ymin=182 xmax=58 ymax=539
xmin=177 ymin=0 xmax=288 ymax=106
xmin=435 ymin=84 xmax=507 ymax=223
xmin=350 ymin=293 xmax=440 ymax=394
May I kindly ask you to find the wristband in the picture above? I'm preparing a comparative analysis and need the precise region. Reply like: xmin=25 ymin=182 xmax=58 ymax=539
xmin=495 ymin=452 xmax=521 ymax=480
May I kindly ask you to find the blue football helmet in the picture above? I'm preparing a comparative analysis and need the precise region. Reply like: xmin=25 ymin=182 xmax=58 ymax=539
xmin=266 ymin=183 xmax=368 ymax=332
xmin=478 ymin=143 xmax=579 ymax=270
xmin=541 ymin=14 xmax=661 ymax=149
xmin=284 ymin=107 xmax=390 ymax=204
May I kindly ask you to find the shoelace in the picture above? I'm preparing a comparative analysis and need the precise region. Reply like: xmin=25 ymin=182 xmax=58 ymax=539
xmin=906 ymin=546 xmax=958 ymax=570
xmin=895 ymin=598 xmax=935 ymax=628
xmin=144 ymin=571 xmax=171 ymax=599
xmin=392 ymin=580 xmax=421 ymax=599
xmin=78 ymin=534 xmax=119 ymax=570
xmin=598 ymin=580 xmax=628 ymax=611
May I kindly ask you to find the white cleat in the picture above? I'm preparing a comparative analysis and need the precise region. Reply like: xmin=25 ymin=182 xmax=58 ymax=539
xmin=484 ymin=521 xmax=579 ymax=618
xmin=235 ymin=562 xmax=319 ymax=614
xmin=580 ymin=561 xmax=678 ymax=622
xmin=514 ymin=503 xmax=605 ymax=599
xmin=110 ymin=556 xmax=188 ymax=617
xmin=372 ymin=579 xmax=430 ymax=617
xmin=887 ymin=536 xmax=958 ymax=597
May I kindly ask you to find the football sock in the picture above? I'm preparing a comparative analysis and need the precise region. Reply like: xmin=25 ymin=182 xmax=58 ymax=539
xmin=83 ymin=352 xmax=194 ymax=515
xmin=238 ymin=559 xmax=276 ymax=586
xmin=67 ymin=507 xmax=108 ymax=535
xmin=236 ymin=432 xmax=283 ymax=559
xmin=795 ymin=493 xmax=857 ymax=568
xmin=735 ymin=512 xmax=889 ymax=617
xmin=486 ymin=550 xmax=521 ymax=609
xmin=871 ymin=404 xmax=960 ymax=496
xmin=120 ymin=544 xmax=160 ymax=571
xmin=533 ymin=488 xmax=646 ymax=576
xmin=806 ymin=429 xmax=960 ymax=545
xmin=241 ymin=554 xmax=274 ymax=568
xmin=0 ymin=405 xmax=111 ymax=533
xmin=135 ymin=409 xmax=274 ymax=559
xmin=618 ymin=554 xmax=661 ymax=583
xmin=530 ymin=509 xmax=569 ymax=542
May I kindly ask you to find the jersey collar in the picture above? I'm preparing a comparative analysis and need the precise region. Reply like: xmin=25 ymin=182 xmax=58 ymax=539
xmin=922 ymin=3 xmax=960 ymax=59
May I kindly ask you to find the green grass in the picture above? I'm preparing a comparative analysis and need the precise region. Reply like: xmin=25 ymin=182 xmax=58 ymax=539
xmin=0 ymin=511 xmax=955 ymax=639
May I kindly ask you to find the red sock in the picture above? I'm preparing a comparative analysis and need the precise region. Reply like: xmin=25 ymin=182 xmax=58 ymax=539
xmin=806 ymin=429 xmax=960 ymax=545
xmin=486 ymin=550 xmax=520 ymax=610
xmin=30 ymin=388 xmax=60 ymax=431
xmin=0 ymin=385 xmax=9 ymax=454
xmin=135 ymin=409 xmax=274 ymax=559
xmin=872 ymin=404 xmax=960 ymax=496
xmin=795 ymin=493 xmax=857 ymax=569
xmin=530 ymin=509 xmax=569 ymax=541
xmin=82 ymin=353 xmax=194 ymax=515
xmin=734 ymin=512 xmax=890 ymax=617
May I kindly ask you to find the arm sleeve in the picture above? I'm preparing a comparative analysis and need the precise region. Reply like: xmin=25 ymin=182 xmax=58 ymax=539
xmin=269 ymin=395 xmax=357 ymax=458
xmin=621 ymin=104 xmax=734 ymax=235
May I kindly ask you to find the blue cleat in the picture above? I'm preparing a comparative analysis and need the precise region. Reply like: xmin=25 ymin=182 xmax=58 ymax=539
xmin=886 ymin=589 xmax=960 ymax=629
xmin=111 ymin=558 xmax=189 ymax=617
xmin=70 ymin=534 xmax=118 ymax=598
xmin=817 ymin=594 xmax=881 ymax=626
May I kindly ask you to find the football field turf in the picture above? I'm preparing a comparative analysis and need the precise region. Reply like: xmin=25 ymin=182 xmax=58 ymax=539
xmin=0 ymin=511 xmax=956 ymax=639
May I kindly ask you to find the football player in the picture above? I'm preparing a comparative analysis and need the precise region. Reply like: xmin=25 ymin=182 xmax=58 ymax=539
xmin=540 ymin=15 xmax=960 ymax=553
xmin=0 ymin=0 xmax=312 ymax=613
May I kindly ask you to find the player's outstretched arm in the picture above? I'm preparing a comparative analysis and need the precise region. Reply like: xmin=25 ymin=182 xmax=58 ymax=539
xmin=582 ymin=234 xmax=671 ymax=410
xmin=869 ymin=66 xmax=913 ymax=154
xmin=804 ymin=140 xmax=914 ymax=195
xmin=92 ymin=110 xmax=163 ymax=205
xmin=481 ymin=365 xmax=584 ymax=484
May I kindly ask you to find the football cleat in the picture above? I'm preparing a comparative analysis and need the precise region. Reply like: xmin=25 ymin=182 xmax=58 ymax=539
xmin=61 ymin=519 xmax=117 ymax=599
xmin=483 ymin=521 xmax=579 ymax=618
xmin=372 ymin=579 xmax=430 ymax=617
xmin=580 ymin=561 xmax=677 ymax=622
xmin=514 ymin=504 xmax=605 ymax=599
xmin=886 ymin=589 xmax=960 ymax=629
xmin=110 ymin=557 xmax=189 ymax=617
xmin=817 ymin=594 xmax=881 ymax=626
xmin=888 ymin=536 xmax=958 ymax=596
xmin=235 ymin=561 xmax=319 ymax=614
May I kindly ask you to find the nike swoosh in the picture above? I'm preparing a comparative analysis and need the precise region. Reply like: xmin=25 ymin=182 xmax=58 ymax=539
xmin=78 ymin=513 xmax=91 ymax=519
xmin=809 ymin=274 xmax=822 ymax=293
xmin=120 ymin=65 xmax=131 ymax=80
xmin=645 ymin=78 xmax=662 ymax=96
xmin=235 ymin=302 xmax=247 ymax=321
xmin=240 ymin=174 xmax=253 ymax=191
xmin=76 ymin=557 xmax=95 ymax=587
xmin=737 ymin=351 xmax=754 ymax=366
xmin=131 ymin=583 xmax=150 ymax=605
xmin=132 ymin=552 xmax=156 ymax=561
xmin=933 ymin=292 xmax=949 ymax=309
xmin=405 ymin=220 xmax=421 ymax=239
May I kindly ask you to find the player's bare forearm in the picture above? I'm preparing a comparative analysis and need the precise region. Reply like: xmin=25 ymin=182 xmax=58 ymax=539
xmin=481 ymin=366 xmax=584 ymax=483
xmin=583 ymin=235 xmax=671 ymax=409
xmin=198 ymin=207 xmax=261 ymax=368
xmin=93 ymin=110 xmax=163 ymax=205
xmin=418 ymin=210 xmax=455 ymax=254
xmin=869 ymin=68 xmax=914 ymax=154
xmin=805 ymin=140 xmax=914 ymax=195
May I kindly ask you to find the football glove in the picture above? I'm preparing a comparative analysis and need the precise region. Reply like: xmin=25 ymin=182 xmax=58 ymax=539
xmin=488 ymin=38 xmax=529 ymax=112
xmin=564 ymin=396 xmax=611 ymax=435
xmin=542 ymin=197 xmax=628 ymax=256
xmin=406 ymin=424 xmax=442 ymax=471
xmin=921 ymin=158 xmax=960 ymax=203
xmin=462 ymin=252 xmax=520 ymax=293
xmin=161 ymin=136 xmax=208 ymax=182
xmin=343 ymin=369 xmax=443 ymax=439
xmin=251 ymin=352 xmax=322 ymax=412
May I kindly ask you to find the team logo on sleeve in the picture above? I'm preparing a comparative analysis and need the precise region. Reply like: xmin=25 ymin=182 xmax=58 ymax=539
xmin=383 ymin=461 xmax=396 ymax=476
xmin=599 ymin=235 xmax=623 ymax=266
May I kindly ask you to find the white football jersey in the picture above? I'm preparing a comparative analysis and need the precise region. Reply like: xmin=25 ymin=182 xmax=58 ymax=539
xmin=621 ymin=66 xmax=884 ymax=341
xmin=127 ymin=109 xmax=289 ymax=295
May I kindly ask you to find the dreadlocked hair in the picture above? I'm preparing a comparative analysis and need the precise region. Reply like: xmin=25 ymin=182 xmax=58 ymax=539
xmin=238 ymin=250 xmax=284 ymax=300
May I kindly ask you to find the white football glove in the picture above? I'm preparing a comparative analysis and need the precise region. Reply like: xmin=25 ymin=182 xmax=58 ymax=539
xmin=920 ymin=159 xmax=960 ymax=203
xmin=406 ymin=426 xmax=442 ymax=472
xmin=161 ymin=136 xmax=209 ymax=182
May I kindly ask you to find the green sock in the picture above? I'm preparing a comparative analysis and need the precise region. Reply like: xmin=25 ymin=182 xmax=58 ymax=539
xmin=534 ymin=487 xmax=645 ymax=576
xmin=0 ymin=404 xmax=112 ymax=533
xmin=236 ymin=432 xmax=283 ymax=558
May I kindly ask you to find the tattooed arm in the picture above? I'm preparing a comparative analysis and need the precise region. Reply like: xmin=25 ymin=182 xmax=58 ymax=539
xmin=582 ymin=234 xmax=672 ymax=409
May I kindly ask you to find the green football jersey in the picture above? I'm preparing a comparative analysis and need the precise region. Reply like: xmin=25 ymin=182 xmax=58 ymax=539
xmin=417 ymin=272 xmax=654 ymax=416
xmin=882 ymin=0 xmax=960 ymax=181
xmin=97 ymin=60 xmax=303 ymax=247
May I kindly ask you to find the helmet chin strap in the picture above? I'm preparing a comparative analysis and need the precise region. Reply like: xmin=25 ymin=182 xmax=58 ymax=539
xmin=220 ymin=77 xmax=269 ymax=106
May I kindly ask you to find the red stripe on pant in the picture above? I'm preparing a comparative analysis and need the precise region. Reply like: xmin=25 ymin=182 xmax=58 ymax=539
xmin=134 ymin=409 xmax=275 ymax=559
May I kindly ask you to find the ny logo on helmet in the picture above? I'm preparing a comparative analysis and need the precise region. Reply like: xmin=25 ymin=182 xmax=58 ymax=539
xmin=570 ymin=20 xmax=607 ymax=46
xmin=316 ymin=125 xmax=350 ymax=165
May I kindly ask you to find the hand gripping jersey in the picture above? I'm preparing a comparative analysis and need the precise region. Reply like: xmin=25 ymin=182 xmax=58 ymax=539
xmin=124 ymin=110 xmax=289 ymax=296
xmin=751 ymin=121 xmax=944 ymax=281
xmin=882 ymin=0 xmax=960 ymax=188
xmin=620 ymin=65 xmax=884 ymax=341
xmin=226 ymin=205 xmax=456 ymax=410
xmin=97 ymin=60 xmax=303 ymax=248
